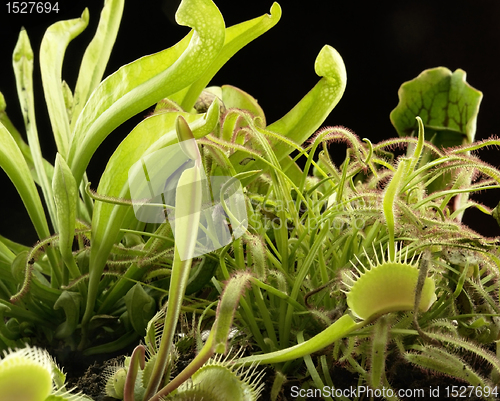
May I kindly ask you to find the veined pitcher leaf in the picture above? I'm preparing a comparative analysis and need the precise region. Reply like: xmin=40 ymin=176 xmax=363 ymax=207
xmin=390 ymin=68 xmax=483 ymax=219
xmin=40 ymin=8 xmax=89 ymax=157
xmin=68 ymin=0 xmax=226 ymax=185
xmin=71 ymin=0 xmax=124 ymax=127
xmin=390 ymin=67 xmax=483 ymax=147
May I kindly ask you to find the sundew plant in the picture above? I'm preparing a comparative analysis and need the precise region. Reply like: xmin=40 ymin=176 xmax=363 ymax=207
xmin=1 ymin=0 xmax=500 ymax=400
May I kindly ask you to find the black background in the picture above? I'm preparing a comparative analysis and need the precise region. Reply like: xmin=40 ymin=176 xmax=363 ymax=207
xmin=1 ymin=0 xmax=499 ymax=244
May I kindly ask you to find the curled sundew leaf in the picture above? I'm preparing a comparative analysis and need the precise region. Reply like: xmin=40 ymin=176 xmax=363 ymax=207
xmin=212 ymin=272 xmax=253 ymax=354
xmin=40 ymin=8 xmax=89 ymax=157
xmin=344 ymin=249 xmax=436 ymax=321
xmin=390 ymin=67 xmax=482 ymax=147
xmin=68 ymin=0 xmax=226 ymax=185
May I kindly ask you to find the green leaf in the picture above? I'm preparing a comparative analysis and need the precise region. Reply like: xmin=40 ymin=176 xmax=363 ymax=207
xmin=124 ymin=284 xmax=155 ymax=336
xmin=391 ymin=68 xmax=483 ymax=220
xmin=185 ymin=255 xmax=219 ymax=295
xmin=492 ymin=202 xmax=500 ymax=227
xmin=71 ymin=0 xmax=124 ymax=127
xmin=230 ymin=45 xmax=347 ymax=180
xmin=221 ymin=85 xmax=266 ymax=124
xmin=0 ymin=92 xmax=55 ymax=190
xmin=171 ymin=2 xmax=282 ymax=111
xmin=173 ymin=116 xmax=203 ymax=261
xmin=68 ymin=0 xmax=226 ymax=185
xmin=236 ymin=314 xmax=360 ymax=365
xmin=0 ymin=122 xmax=50 ymax=241
xmin=390 ymin=67 xmax=483 ymax=147
xmin=82 ymin=103 xmax=219 ymax=331
xmin=13 ymin=29 xmax=58 ymax=230
xmin=52 ymin=154 xmax=80 ymax=279
xmin=212 ymin=272 xmax=252 ymax=354
xmin=383 ymin=158 xmax=412 ymax=261
xmin=40 ymin=9 xmax=89 ymax=157
xmin=144 ymin=116 xmax=208 ymax=399
xmin=54 ymin=291 xmax=82 ymax=339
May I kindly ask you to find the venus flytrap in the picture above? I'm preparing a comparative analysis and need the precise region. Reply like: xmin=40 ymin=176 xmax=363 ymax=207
xmin=110 ymin=271 xmax=259 ymax=401
xmin=233 ymin=245 xmax=437 ymax=367
xmin=0 ymin=345 xmax=92 ymax=401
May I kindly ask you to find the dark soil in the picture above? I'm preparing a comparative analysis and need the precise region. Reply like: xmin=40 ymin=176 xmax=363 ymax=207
xmin=68 ymin=356 xmax=124 ymax=401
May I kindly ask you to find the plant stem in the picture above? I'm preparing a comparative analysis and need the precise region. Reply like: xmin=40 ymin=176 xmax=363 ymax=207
xmin=236 ymin=314 xmax=364 ymax=366
xmin=143 ymin=247 xmax=193 ymax=400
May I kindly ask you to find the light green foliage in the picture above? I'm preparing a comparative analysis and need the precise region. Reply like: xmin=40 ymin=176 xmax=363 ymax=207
xmin=1 ymin=0 xmax=500 ymax=399
xmin=53 ymin=154 xmax=80 ymax=280
xmin=0 ymin=346 xmax=91 ymax=401
xmin=40 ymin=9 xmax=89 ymax=157
xmin=0 ymin=0 xmax=288 ymax=359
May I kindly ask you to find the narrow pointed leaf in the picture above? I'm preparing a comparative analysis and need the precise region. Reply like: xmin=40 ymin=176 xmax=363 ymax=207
xmin=0 ymin=122 xmax=50 ymax=241
xmin=13 ymin=29 xmax=58 ymax=229
xmin=71 ymin=0 xmax=124 ymax=127
xmin=52 ymin=153 xmax=80 ymax=278
xmin=83 ymin=103 xmax=219 ymax=328
xmin=40 ymin=9 xmax=89 ymax=157
xmin=0 ymin=92 xmax=55 ymax=188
